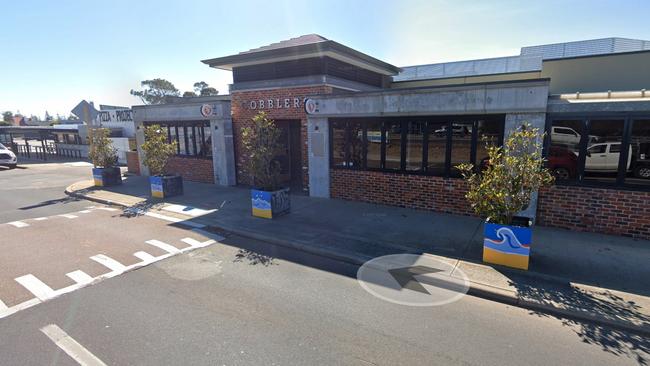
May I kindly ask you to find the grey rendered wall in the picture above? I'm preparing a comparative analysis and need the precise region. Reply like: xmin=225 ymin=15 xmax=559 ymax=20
xmin=211 ymin=118 xmax=236 ymax=186
xmin=307 ymin=117 xmax=330 ymax=198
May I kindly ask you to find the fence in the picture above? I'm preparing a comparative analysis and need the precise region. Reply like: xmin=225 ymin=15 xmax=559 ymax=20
xmin=12 ymin=143 xmax=84 ymax=161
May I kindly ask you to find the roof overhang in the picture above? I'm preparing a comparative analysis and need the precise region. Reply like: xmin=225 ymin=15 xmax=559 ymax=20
xmin=202 ymin=40 xmax=401 ymax=76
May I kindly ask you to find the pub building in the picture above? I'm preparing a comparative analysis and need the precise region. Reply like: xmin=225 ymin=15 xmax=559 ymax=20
xmin=133 ymin=35 xmax=650 ymax=239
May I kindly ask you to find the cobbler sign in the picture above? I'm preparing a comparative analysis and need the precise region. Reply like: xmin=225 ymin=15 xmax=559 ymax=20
xmin=248 ymin=97 xmax=304 ymax=110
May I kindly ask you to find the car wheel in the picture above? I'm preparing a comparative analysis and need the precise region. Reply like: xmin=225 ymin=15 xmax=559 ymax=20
xmin=8 ymin=164 xmax=17 ymax=169
xmin=634 ymin=166 xmax=650 ymax=179
xmin=553 ymin=167 xmax=570 ymax=180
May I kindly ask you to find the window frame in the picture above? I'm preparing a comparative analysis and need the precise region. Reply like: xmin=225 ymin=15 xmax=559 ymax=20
xmin=546 ymin=113 xmax=650 ymax=191
xmin=329 ymin=115 xmax=506 ymax=178
xmin=143 ymin=120 xmax=212 ymax=159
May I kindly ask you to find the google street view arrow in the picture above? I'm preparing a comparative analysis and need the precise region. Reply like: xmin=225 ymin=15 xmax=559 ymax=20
xmin=388 ymin=265 xmax=445 ymax=294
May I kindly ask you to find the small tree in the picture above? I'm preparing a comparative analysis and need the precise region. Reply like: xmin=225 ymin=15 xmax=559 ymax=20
xmin=241 ymin=112 xmax=284 ymax=191
xmin=457 ymin=122 xmax=554 ymax=225
xmin=88 ymin=128 xmax=118 ymax=168
xmin=141 ymin=124 xmax=177 ymax=176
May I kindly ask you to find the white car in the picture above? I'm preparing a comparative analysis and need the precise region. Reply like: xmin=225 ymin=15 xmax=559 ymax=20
xmin=551 ymin=126 xmax=599 ymax=146
xmin=0 ymin=143 xmax=17 ymax=169
xmin=584 ymin=142 xmax=631 ymax=172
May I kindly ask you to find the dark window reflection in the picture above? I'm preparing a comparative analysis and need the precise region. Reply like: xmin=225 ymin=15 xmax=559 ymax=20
xmin=426 ymin=121 xmax=447 ymax=175
xmin=349 ymin=122 xmax=364 ymax=169
xmin=549 ymin=120 xmax=582 ymax=181
xmin=449 ymin=121 xmax=474 ymax=177
xmin=405 ymin=121 xmax=424 ymax=171
xmin=385 ymin=121 xmax=402 ymax=170
xmin=331 ymin=121 xmax=347 ymax=167
xmin=628 ymin=119 xmax=650 ymax=186
xmin=366 ymin=121 xmax=382 ymax=169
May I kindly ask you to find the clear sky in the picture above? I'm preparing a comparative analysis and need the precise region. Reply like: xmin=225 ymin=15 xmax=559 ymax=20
xmin=2 ymin=0 xmax=649 ymax=118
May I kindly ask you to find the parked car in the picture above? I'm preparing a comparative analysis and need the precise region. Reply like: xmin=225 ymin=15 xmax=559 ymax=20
xmin=434 ymin=124 xmax=471 ymax=137
xmin=551 ymin=126 xmax=599 ymax=146
xmin=584 ymin=142 xmax=632 ymax=172
xmin=0 ymin=143 xmax=17 ymax=169
xmin=547 ymin=145 xmax=578 ymax=180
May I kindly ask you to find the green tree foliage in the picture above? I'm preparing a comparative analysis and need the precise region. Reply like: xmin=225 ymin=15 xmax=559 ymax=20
xmin=241 ymin=112 xmax=284 ymax=191
xmin=2 ymin=111 xmax=13 ymax=123
xmin=130 ymin=79 xmax=180 ymax=104
xmin=88 ymin=128 xmax=118 ymax=168
xmin=457 ymin=122 xmax=554 ymax=225
xmin=183 ymin=91 xmax=197 ymax=97
xmin=141 ymin=124 xmax=178 ymax=176
xmin=183 ymin=81 xmax=218 ymax=97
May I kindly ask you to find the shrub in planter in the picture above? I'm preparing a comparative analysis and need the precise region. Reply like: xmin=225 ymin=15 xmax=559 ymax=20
xmin=242 ymin=112 xmax=290 ymax=219
xmin=88 ymin=128 xmax=121 ymax=187
xmin=457 ymin=122 xmax=554 ymax=270
xmin=141 ymin=124 xmax=182 ymax=198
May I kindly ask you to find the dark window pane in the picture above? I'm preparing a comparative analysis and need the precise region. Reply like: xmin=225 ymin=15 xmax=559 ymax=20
xmin=583 ymin=120 xmax=625 ymax=185
xmin=476 ymin=119 xmax=504 ymax=171
xmin=384 ymin=121 xmax=402 ymax=170
xmin=331 ymin=121 xmax=347 ymax=167
xmin=449 ymin=121 xmax=474 ymax=177
xmin=405 ymin=121 xmax=424 ymax=171
xmin=203 ymin=124 xmax=212 ymax=158
xmin=549 ymin=120 xmax=582 ymax=181
xmin=349 ymin=123 xmax=364 ymax=169
xmin=627 ymin=119 xmax=650 ymax=186
xmin=366 ymin=121 xmax=382 ymax=169
xmin=426 ymin=121 xmax=447 ymax=175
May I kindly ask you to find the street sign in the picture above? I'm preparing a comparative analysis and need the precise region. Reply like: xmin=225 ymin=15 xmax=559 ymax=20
xmin=71 ymin=100 xmax=98 ymax=124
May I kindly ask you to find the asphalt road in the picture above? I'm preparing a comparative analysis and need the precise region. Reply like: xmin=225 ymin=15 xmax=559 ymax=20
xmin=0 ymin=162 xmax=647 ymax=365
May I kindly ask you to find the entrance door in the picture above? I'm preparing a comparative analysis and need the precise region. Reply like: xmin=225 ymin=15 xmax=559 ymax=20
xmin=274 ymin=120 xmax=303 ymax=191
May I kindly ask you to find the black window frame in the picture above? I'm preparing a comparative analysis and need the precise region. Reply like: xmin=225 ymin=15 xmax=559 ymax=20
xmin=329 ymin=115 xmax=506 ymax=178
xmin=546 ymin=113 xmax=650 ymax=191
xmin=143 ymin=121 xmax=212 ymax=159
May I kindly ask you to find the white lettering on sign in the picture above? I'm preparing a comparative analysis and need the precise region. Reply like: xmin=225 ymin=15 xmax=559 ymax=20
xmin=246 ymin=97 xmax=305 ymax=110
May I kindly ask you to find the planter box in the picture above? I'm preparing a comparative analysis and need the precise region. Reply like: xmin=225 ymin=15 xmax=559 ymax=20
xmin=483 ymin=220 xmax=532 ymax=270
xmin=150 ymin=175 xmax=183 ymax=198
xmin=251 ymin=188 xmax=290 ymax=219
xmin=92 ymin=167 xmax=122 ymax=187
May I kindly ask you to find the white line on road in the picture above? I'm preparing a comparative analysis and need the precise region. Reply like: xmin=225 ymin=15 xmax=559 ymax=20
xmin=7 ymin=221 xmax=29 ymax=228
xmin=146 ymin=239 xmax=181 ymax=254
xmin=0 ymin=298 xmax=7 ymax=311
xmin=96 ymin=207 xmax=118 ymax=212
xmin=78 ymin=210 xmax=92 ymax=214
xmin=15 ymin=274 xmax=56 ymax=301
xmin=59 ymin=214 xmax=79 ymax=219
xmin=33 ymin=217 xmax=48 ymax=221
xmin=144 ymin=212 xmax=206 ymax=228
xmin=40 ymin=324 xmax=107 ymax=366
xmin=90 ymin=255 xmax=127 ymax=273
xmin=181 ymin=237 xmax=217 ymax=248
xmin=66 ymin=270 xmax=94 ymax=285
xmin=133 ymin=251 xmax=158 ymax=264
xmin=162 ymin=204 xmax=216 ymax=217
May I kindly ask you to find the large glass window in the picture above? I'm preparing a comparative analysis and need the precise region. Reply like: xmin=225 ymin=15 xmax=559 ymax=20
xmin=331 ymin=121 xmax=347 ymax=167
xmin=146 ymin=121 xmax=211 ymax=158
xmin=476 ymin=119 xmax=504 ymax=170
xmin=405 ymin=121 xmax=424 ymax=171
xmin=549 ymin=120 xmax=583 ymax=182
xmin=349 ymin=123 xmax=364 ymax=169
xmin=366 ymin=121 xmax=382 ymax=169
xmin=583 ymin=120 xmax=625 ymax=185
xmin=385 ymin=121 xmax=402 ymax=170
xmin=426 ymin=121 xmax=447 ymax=175
xmin=449 ymin=121 xmax=475 ymax=177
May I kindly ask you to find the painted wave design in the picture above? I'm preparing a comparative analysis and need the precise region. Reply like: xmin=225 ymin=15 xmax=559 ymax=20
xmin=252 ymin=197 xmax=271 ymax=210
xmin=484 ymin=227 xmax=530 ymax=256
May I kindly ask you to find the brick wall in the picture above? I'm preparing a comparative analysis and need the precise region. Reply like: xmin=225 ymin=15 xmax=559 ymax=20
xmin=537 ymin=185 xmax=650 ymax=239
xmin=330 ymin=169 xmax=474 ymax=216
xmin=331 ymin=168 xmax=650 ymax=240
xmin=231 ymin=85 xmax=334 ymax=191
xmin=165 ymin=156 xmax=214 ymax=184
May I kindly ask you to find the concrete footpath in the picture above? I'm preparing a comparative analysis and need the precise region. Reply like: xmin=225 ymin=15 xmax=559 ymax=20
xmin=66 ymin=175 xmax=650 ymax=335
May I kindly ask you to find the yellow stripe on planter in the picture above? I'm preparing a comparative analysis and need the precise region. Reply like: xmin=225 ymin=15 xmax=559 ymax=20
xmin=252 ymin=207 xmax=272 ymax=219
xmin=483 ymin=247 xmax=529 ymax=270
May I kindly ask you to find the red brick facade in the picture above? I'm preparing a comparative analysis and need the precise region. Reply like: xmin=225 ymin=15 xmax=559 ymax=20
xmin=231 ymin=85 xmax=334 ymax=191
xmin=537 ymin=185 xmax=650 ymax=239
xmin=125 ymin=151 xmax=140 ymax=175
xmin=331 ymin=168 xmax=650 ymax=240
xmin=165 ymin=156 xmax=214 ymax=184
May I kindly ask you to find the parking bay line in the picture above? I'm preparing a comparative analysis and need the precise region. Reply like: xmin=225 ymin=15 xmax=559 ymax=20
xmin=90 ymin=255 xmax=127 ymax=273
xmin=145 ymin=239 xmax=182 ymax=254
xmin=15 ymin=274 xmax=57 ymax=301
xmin=41 ymin=324 xmax=107 ymax=366
xmin=7 ymin=221 xmax=29 ymax=228
xmin=59 ymin=214 xmax=79 ymax=219
xmin=66 ymin=270 xmax=94 ymax=285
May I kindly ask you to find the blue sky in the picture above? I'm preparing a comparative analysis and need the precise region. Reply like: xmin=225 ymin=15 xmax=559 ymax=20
xmin=2 ymin=0 xmax=649 ymax=118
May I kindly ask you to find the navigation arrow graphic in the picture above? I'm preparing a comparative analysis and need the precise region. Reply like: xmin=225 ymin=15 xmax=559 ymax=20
xmin=388 ymin=265 xmax=445 ymax=294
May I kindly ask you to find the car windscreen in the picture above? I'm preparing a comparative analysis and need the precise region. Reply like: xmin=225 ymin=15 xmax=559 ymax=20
xmin=0 ymin=143 xmax=6 ymax=150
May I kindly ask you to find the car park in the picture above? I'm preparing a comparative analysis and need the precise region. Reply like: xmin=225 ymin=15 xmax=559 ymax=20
xmin=0 ymin=142 xmax=17 ymax=169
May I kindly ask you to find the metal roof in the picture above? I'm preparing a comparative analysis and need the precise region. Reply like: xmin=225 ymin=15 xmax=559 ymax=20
xmin=394 ymin=37 xmax=650 ymax=82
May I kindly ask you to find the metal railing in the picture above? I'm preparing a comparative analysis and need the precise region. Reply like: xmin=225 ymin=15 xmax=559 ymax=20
xmin=11 ymin=143 xmax=83 ymax=161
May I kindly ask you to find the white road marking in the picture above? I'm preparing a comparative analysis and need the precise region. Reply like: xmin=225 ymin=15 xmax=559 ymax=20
xmin=144 ymin=212 xmax=206 ymax=228
xmin=33 ymin=217 xmax=48 ymax=221
xmin=64 ymin=161 xmax=94 ymax=167
xmin=162 ymin=204 xmax=216 ymax=217
xmin=90 ymin=255 xmax=127 ymax=273
xmin=0 ymin=298 xmax=7 ymax=311
xmin=66 ymin=270 xmax=94 ymax=285
xmin=181 ymin=237 xmax=217 ymax=248
xmin=191 ymin=228 xmax=226 ymax=242
xmin=15 ymin=274 xmax=56 ymax=301
xmin=133 ymin=251 xmax=157 ymax=264
xmin=146 ymin=239 xmax=181 ymax=254
xmin=59 ymin=214 xmax=78 ymax=219
xmin=0 ymin=298 xmax=41 ymax=320
xmin=96 ymin=207 xmax=118 ymax=212
xmin=85 ymin=206 xmax=96 ymax=209
xmin=40 ymin=324 xmax=107 ymax=366
xmin=78 ymin=210 xmax=92 ymax=214
xmin=8 ymin=221 xmax=29 ymax=228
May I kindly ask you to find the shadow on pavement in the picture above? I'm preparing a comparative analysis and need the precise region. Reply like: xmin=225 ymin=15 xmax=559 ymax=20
xmin=19 ymin=196 xmax=81 ymax=210
xmin=510 ymin=276 xmax=650 ymax=365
